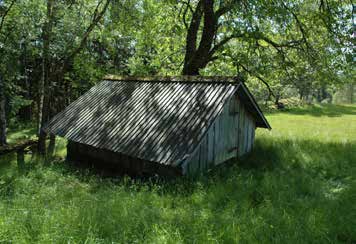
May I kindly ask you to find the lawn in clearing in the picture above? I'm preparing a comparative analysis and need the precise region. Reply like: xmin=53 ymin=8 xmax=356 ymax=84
xmin=0 ymin=104 xmax=355 ymax=243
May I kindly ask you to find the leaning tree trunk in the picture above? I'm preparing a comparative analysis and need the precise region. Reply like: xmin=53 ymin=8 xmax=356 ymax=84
xmin=0 ymin=75 xmax=7 ymax=146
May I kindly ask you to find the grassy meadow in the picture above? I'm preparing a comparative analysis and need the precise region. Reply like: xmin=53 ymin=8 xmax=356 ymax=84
xmin=0 ymin=104 xmax=355 ymax=243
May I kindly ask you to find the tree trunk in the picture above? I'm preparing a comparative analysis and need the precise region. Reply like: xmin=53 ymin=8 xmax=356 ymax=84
xmin=182 ymin=0 xmax=217 ymax=75
xmin=0 ymin=75 xmax=7 ymax=146
xmin=274 ymin=94 xmax=284 ymax=109
xmin=38 ymin=0 xmax=54 ymax=154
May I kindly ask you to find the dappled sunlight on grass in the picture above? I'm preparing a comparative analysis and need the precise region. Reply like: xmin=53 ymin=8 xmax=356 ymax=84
xmin=6 ymin=125 xmax=37 ymax=144
xmin=0 ymin=104 xmax=355 ymax=243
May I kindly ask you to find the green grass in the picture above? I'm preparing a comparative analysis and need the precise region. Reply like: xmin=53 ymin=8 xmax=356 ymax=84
xmin=6 ymin=122 xmax=37 ymax=144
xmin=0 ymin=104 xmax=355 ymax=243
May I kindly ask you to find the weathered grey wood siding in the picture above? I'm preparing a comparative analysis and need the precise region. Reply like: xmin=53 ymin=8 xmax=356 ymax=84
xmin=183 ymin=94 xmax=256 ymax=175
xmin=237 ymin=97 xmax=256 ymax=157
xmin=239 ymin=109 xmax=256 ymax=157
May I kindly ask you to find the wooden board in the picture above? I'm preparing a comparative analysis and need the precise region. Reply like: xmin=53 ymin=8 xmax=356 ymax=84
xmin=184 ymin=94 xmax=258 ymax=175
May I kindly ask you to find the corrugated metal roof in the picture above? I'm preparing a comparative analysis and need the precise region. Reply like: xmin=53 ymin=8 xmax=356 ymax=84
xmin=44 ymin=77 xmax=269 ymax=165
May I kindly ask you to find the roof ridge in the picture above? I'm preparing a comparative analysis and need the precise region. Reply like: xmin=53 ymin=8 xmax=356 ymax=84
xmin=104 ymin=75 xmax=242 ymax=84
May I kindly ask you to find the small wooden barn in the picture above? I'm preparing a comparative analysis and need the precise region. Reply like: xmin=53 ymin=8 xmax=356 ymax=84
xmin=44 ymin=76 xmax=271 ymax=176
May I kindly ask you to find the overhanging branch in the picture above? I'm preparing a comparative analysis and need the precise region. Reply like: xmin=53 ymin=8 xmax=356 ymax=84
xmin=209 ymin=32 xmax=245 ymax=56
xmin=238 ymin=63 xmax=275 ymax=99
xmin=207 ymin=30 xmax=303 ymax=64
xmin=281 ymin=2 xmax=310 ymax=51
xmin=215 ymin=0 xmax=240 ymax=17
xmin=62 ymin=0 xmax=111 ymax=67
xmin=180 ymin=0 xmax=193 ymax=29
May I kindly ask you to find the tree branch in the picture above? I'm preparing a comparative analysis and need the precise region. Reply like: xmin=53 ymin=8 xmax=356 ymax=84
xmin=180 ymin=0 xmax=194 ymax=13
xmin=238 ymin=63 xmax=275 ymax=98
xmin=208 ymin=30 xmax=302 ymax=64
xmin=281 ymin=2 xmax=310 ymax=51
xmin=258 ymin=33 xmax=303 ymax=49
xmin=63 ymin=0 xmax=111 ymax=67
xmin=181 ymin=0 xmax=193 ymax=29
xmin=215 ymin=0 xmax=239 ymax=17
xmin=209 ymin=32 xmax=245 ymax=56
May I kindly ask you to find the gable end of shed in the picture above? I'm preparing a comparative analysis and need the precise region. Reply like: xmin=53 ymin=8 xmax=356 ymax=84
xmin=181 ymin=91 xmax=259 ymax=176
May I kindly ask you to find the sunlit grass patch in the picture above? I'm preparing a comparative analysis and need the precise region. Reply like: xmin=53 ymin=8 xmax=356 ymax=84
xmin=6 ymin=123 xmax=37 ymax=144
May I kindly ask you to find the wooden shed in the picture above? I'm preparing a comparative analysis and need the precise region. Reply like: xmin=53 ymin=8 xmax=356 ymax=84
xmin=44 ymin=76 xmax=271 ymax=176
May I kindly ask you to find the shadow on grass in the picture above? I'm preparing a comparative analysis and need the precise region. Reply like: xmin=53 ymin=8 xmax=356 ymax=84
xmin=64 ymin=136 xmax=355 ymax=204
xmin=266 ymin=104 xmax=356 ymax=117
xmin=238 ymin=137 xmax=355 ymax=178
xmin=191 ymin=137 xmax=356 ymax=242
xmin=136 ymin=137 xmax=355 ymax=242
xmin=1 ymin=136 xmax=355 ymax=243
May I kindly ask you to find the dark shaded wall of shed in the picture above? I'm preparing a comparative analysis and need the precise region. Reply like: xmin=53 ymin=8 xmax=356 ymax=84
xmin=183 ymin=95 xmax=256 ymax=175
xmin=67 ymin=141 xmax=182 ymax=177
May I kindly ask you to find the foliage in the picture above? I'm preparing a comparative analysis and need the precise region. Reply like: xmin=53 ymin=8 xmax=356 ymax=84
xmin=126 ymin=0 xmax=186 ymax=75
xmin=0 ymin=105 xmax=355 ymax=243
xmin=0 ymin=0 xmax=354 ymax=130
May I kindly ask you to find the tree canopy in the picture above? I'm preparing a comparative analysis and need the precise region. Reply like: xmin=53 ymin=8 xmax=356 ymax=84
xmin=0 ymin=0 xmax=354 ymax=148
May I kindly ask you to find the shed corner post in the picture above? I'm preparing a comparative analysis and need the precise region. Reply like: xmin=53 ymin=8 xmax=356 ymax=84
xmin=179 ymin=158 xmax=190 ymax=176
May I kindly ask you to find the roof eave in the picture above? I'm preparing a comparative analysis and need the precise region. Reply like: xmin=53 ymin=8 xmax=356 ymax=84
xmin=239 ymin=83 xmax=272 ymax=130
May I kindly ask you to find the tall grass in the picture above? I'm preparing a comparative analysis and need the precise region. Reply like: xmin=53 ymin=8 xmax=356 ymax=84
xmin=0 ymin=104 xmax=355 ymax=243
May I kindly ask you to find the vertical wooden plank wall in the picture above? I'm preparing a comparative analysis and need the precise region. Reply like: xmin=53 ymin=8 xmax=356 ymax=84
xmin=239 ymin=112 xmax=256 ymax=156
xmin=184 ymin=96 xmax=235 ymax=175
xmin=238 ymin=100 xmax=245 ymax=157
xmin=184 ymin=94 xmax=256 ymax=175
